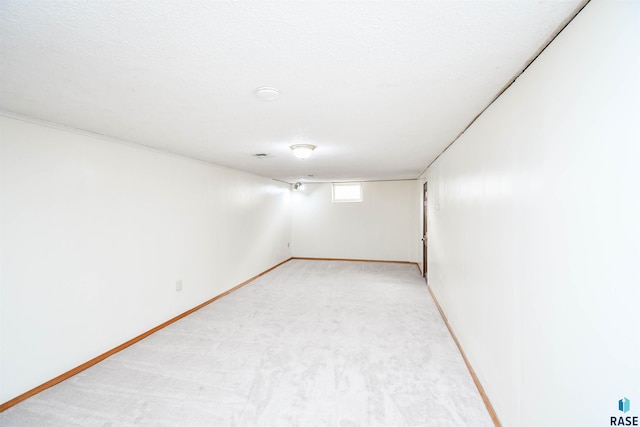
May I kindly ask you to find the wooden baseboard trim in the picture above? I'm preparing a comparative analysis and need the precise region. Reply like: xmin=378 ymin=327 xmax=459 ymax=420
xmin=292 ymin=256 xmax=421 ymax=271
xmin=0 ymin=257 xmax=293 ymax=412
xmin=427 ymin=285 xmax=502 ymax=427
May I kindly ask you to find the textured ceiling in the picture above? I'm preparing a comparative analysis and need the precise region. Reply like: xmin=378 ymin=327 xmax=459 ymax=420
xmin=0 ymin=0 xmax=586 ymax=183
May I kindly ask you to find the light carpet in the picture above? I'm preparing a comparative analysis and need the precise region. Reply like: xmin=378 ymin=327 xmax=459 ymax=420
xmin=1 ymin=260 xmax=493 ymax=426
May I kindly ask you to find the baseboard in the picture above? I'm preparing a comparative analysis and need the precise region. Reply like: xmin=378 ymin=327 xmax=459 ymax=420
xmin=0 ymin=257 xmax=293 ymax=412
xmin=427 ymin=285 xmax=502 ymax=427
xmin=292 ymin=256 xmax=422 ymax=274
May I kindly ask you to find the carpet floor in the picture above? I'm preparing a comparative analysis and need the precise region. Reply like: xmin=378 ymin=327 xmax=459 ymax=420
xmin=0 ymin=259 xmax=493 ymax=426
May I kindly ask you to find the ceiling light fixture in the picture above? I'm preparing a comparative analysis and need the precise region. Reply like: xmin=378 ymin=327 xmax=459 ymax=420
xmin=290 ymin=144 xmax=316 ymax=159
xmin=255 ymin=87 xmax=279 ymax=101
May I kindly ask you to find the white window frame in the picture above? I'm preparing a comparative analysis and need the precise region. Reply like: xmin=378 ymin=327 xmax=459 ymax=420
xmin=332 ymin=182 xmax=363 ymax=203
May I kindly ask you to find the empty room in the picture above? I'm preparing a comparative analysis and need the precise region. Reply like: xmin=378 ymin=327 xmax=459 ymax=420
xmin=0 ymin=1 xmax=638 ymax=426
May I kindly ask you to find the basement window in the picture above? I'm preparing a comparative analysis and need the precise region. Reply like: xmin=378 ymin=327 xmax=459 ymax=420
xmin=332 ymin=183 xmax=363 ymax=203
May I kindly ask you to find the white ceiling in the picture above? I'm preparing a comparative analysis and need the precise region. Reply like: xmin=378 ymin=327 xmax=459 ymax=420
xmin=0 ymin=0 xmax=586 ymax=183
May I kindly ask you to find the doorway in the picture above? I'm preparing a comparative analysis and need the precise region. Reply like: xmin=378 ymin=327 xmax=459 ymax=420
xmin=422 ymin=181 xmax=428 ymax=281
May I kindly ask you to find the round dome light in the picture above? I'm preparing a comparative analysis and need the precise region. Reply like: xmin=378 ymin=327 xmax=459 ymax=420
xmin=290 ymin=144 xmax=316 ymax=159
xmin=255 ymin=87 xmax=280 ymax=101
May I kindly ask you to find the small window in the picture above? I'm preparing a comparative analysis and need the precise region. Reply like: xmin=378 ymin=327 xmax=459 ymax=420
xmin=332 ymin=183 xmax=363 ymax=202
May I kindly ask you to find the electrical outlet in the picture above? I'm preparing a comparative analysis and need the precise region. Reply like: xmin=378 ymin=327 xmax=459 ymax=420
xmin=176 ymin=280 xmax=182 ymax=292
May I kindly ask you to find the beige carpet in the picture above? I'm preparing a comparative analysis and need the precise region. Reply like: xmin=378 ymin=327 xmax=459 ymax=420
xmin=0 ymin=259 xmax=493 ymax=426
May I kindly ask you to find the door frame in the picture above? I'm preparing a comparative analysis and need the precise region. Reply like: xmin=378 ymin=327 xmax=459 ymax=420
xmin=422 ymin=181 xmax=428 ymax=280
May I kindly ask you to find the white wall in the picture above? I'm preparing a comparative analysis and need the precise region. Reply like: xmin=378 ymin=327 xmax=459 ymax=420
xmin=291 ymin=181 xmax=420 ymax=263
xmin=0 ymin=115 xmax=292 ymax=404
xmin=421 ymin=1 xmax=639 ymax=426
